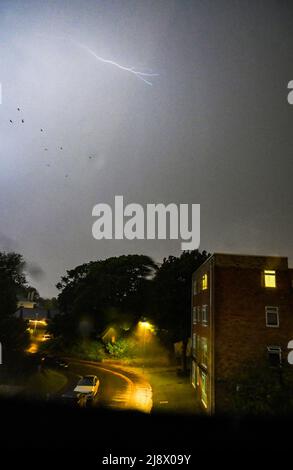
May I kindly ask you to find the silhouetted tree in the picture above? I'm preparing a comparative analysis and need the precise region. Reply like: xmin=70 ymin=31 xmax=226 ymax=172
xmin=152 ymin=250 xmax=209 ymax=371
xmin=53 ymin=255 xmax=157 ymax=343
xmin=0 ymin=252 xmax=30 ymax=356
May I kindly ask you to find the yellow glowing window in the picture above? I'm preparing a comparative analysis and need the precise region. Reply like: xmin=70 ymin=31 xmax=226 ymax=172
xmin=200 ymin=370 xmax=208 ymax=408
xmin=202 ymin=274 xmax=208 ymax=290
xmin=264 ymin=270 xmax=276 ymax=288
xmin=196 ymin=366 xmax=200 ymax=387
xmin=191 ymin=361 xmax=196 ymax=388
xmin=201 ymin=337 xmax=208 ymax=368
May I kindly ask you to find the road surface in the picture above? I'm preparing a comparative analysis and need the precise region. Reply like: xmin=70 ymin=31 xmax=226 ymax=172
xmin=57 ymin=359 xmax=153 ymax=413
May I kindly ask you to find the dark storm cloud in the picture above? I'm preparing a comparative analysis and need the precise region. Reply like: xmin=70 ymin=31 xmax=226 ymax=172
xmin=0 ymin=232 xmax=18 ymax=252
xmin=24 ymin=261 xmax=45 ymax=281
xmin=1 ymin=0 xmax=293 ymax=296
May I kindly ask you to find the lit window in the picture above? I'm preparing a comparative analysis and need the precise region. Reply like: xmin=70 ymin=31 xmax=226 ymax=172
xmin=265 ymin=306 xmax=279 ymax=327
xmin=200 ymin=370 xmax=208 ymax=408
xmin=202 ymin=274 xmax=208 ymax=290
xmin=191 ymin=361 xmax=196 ymax=388
xmin=193 ymin=281 xmax=197 ymax=295
xmin=267 ymin=346 xmax=282 ymax=367
xmin=192 ymin=307 xmax=197 ymax=324
xmin=201 ymin=337 xmax=208 ymax=368
xmin=202 ymin=305 xmax=209 ymax=325
xmin=264 ymin=270 xmax=276 ymax=288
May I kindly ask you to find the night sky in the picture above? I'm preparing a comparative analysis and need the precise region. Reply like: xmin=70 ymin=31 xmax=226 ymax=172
xmin=1 ymin=0 xmax=293 ymax=297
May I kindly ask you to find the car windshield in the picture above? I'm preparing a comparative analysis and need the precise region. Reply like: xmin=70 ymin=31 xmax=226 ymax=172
xmin=79 ymin=377 xmax=94 ymax=386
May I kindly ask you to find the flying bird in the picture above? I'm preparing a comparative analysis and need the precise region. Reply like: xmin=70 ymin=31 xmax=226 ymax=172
xmin=9 ymin=120 xmax=13 ymax=123
xmin=40 ymin=129 xmax=43 ymax=132
xmin=60 ymin=147 xmax=63 ymax=150
xmin=21 ymin=119 xmax=24 ymax=123
xmin=17 ymin=108 xmax=20 ymax=111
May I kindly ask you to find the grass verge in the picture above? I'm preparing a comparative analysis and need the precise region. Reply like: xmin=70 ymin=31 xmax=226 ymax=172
xmin=26 ymin=369 xmax=68 ymax=398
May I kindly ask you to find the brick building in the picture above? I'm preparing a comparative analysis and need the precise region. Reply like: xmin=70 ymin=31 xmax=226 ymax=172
xmin=191 ymin=253 xmax=293 ymax=414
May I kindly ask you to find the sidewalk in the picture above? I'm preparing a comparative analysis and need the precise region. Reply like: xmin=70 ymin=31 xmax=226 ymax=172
xmin=143 ymin=366 xmax=201 ymax=414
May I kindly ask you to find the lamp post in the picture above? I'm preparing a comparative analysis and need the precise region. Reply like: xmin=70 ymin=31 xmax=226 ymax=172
xmin=139 ymin=320 xmax=152 ymax=373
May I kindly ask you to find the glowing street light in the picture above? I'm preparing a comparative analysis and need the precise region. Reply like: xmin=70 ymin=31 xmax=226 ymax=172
xmin=139 ymin=321 xmax=152 ymax=331
xmin=137 ymin=319 xmax=154 ymax=372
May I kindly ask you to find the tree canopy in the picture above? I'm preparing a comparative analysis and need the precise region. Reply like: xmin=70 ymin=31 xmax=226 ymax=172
xmin=152 ymin=250 xmax=209 ymax=343
xmin=0 ymin=252 xmax=30 ymax=355
xmin=52 ymin=254 xmax=157 ymax=341
xmin=52 ymin=251 xmax=208 ymax=350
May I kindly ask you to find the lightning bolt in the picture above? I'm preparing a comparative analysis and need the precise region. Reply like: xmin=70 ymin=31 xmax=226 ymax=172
xmin=74 ymin=40 xmax=159 ymax=86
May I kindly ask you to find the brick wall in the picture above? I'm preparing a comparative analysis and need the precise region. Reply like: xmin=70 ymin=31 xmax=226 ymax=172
xmin=214 ymin=265 xmax=293 ymax=379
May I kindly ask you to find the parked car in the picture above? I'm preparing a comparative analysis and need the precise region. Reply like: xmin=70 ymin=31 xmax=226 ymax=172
xmin=41 ymin=355 xmax=69 ymax=369
xmin=42 ymin=333 xmax=52 ymax=341
xmin=54 ymin=357 xmax=69 ymax=369
xmin=74 ymin=375 xmax=100 ymax=400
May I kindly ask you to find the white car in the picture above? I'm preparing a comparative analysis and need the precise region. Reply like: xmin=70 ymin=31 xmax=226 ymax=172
xmin=74 ymin=375 xmax=100 ymax=400
xmin=42 ymin=333 xmax=52 ymax=341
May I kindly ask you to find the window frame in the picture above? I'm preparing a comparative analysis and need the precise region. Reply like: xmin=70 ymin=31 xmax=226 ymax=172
xmin=202 ymin=304 xmax=209 ymax=326
xmin=264 ymin=269 xmax=276 ymax=288
xmin=265 ymin=306 xmax=279 ymax=328
xmin=201 ymin=336 xmax=208 ymax=369
xmin=202 ymin=273 xmax=208 ymax=291
xmin=191 ymin=361 xmax=196 ymax=388
xmin=192 ymin=306 xmax=197 ymax=325
xmin=200 ymin=370 xmax=208 ymax=408
xmin=196 ymin=305 xmax=201 ymax=323
xmin=267 ymin=345 xmax=282 ymax=367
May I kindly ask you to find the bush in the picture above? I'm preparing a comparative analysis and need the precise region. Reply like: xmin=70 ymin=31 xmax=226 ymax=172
xmin=228 ymin=362 xmax=293 ymax=416
xmin=71 ymin=340 xmax=106 ymax=361
xmin=105 ymin=338 xmax=139 ymax=359
xmin=39 ymin=338 xmax=106 ymax=361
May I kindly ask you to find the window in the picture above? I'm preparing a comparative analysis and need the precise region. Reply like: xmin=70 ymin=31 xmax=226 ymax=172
xmin=202 ymin=274 xmax=208 ymax=290
xmin=196 ymin=306 xmax=201 ymax=323
xmin=196 ymin=366 xmax=200 ymax=387
xmin=191 ymin=361 xmax=196 ymax=388
xmin=264 ymin=270 xmax=276 ymax=288
xmin=193 ymin=280 xmax=197 ymax=295
xmin=201 ymin=337 xmax=208 ymax=368
xmin=202 ymin=305 xmax=209 ymax=325
xmin=265 ymin=306 xmax=279 ymax=327
xmin=200 ymin=370 xmax=208 ymax=408
xmin=192 ymin=307 xmax=197 ymax=325
xmin=267 ymin=346 xmax=282 ymax=367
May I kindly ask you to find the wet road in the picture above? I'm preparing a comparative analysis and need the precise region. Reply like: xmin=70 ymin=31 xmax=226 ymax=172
xmin=59 ymin=359 xmax=153 ymax=413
